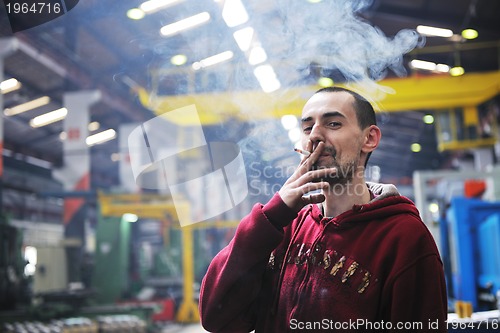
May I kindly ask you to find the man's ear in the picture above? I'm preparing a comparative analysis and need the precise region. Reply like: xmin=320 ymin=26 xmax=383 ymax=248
xmin=362 ymin=125 xmax=381 ymax=154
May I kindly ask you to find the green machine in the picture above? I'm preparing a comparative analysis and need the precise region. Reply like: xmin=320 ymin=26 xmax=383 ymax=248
xmin=0 ymin=214 xmax=32 ymax=312
xmin=92 ymin=215 xmax=132 ymax=304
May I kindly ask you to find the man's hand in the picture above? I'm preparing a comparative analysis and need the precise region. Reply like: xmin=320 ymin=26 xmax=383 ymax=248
xmin=278 ymin=141 xmax=335 ymax=212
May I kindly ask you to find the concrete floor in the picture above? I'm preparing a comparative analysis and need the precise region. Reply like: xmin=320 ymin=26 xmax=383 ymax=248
xmin=161 ymin=323 xmax=254 ymax=333
xmin=161 ymin=323 xmax=209 ymax=333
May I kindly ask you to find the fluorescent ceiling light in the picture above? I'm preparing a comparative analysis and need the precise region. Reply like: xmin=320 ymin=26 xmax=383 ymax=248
xmin=318 ymin=77 xmax=334 ymax=87
xmin=248 ymin=46 xmax=267 ymax=65
xmin=435 ymin=64 xmax=450 ymax=73
xmin=30 ymin=108 xmax=67 ymax=128
xmin=461 ymin=28 xmax=478 ymax=40
xmin=86 ymin=129 xmax=117 ymax=146
xmin=254 ymin=64 xmax=281 ymax=93
xmin=423 ymin=114 xmax=434 ymax=124
xmin=416 ymin=25 xmax=453 ymax=37
xmin=411 ymin=143 xmax=422 ymax=153
xmin=429 ymin=202 xmax=439 ymax=213
xmin=222 ymin=0 xmax=249 ymax=27
xmin=410 ymin=59 xmax=450 ymax=73
xmin=233 ymin=27 xmax=254 ymax=51
xmin=88 ymin=121 xmax=100 ymax=131
xmin=281 ymin=115 xmax=298 ymax=130
xmin=192 ymin=51 xmax=234 ymax=70
xmin=450 ymin=66 xmax=465 ymax=77
xmin=140 ymin=0 xmax=182 ymax=14
xmin=171 ymin=54 xmax=188 ymax=66
xmin=122 ymin=213 xmax=139 ymax=223
xmin=160 ymin=12 xmax=211 ymax=37
xmin=410 ymin=59 xmax=436 ymax=71
xmin=1 ymin=78 xmax=22 ymax=94
xmin=4 ymin=96 xmax=51 ymax=116
xmin=127 ymin=8 xmax=145 ymax=20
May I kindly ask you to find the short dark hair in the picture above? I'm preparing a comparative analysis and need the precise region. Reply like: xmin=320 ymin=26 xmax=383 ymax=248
xmin=315 ymin=86 xmax=377 ymax=166
xmin=315 ymin=86 xmax=377 ymax=129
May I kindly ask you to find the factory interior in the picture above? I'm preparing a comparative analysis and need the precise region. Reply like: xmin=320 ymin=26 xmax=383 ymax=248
xmin=1 ymin=0 xmax=500 ymax=331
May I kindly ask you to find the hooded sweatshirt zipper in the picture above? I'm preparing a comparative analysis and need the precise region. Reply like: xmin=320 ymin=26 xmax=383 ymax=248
xmin=270 ymin=205 xmax=311 ymax=315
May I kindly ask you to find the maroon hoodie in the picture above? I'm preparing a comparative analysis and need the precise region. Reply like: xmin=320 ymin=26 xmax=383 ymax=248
xmin=200 ymin=183 xmax=447 ymax=332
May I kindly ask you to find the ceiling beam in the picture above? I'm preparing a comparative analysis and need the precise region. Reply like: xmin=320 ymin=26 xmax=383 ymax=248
xmin=15 ymin=32 xmax=149 ymax=123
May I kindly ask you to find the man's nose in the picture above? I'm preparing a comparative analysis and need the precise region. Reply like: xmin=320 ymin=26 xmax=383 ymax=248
xmin=309 ymin=124 xmax=325 ymax=147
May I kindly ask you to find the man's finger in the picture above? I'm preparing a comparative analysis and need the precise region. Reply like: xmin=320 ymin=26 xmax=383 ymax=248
xmin=296 ymin=141 xmax=323 ymax=173
xmin=290 ymin=141 xmax=326 ymax=183
xmin=302 ymin=193 xmax=326 ymax=205
xmin=304 ymin=141 xmax=324 ymax=168
xmin=294 ymin=181 xmax=330 ymax=197
xmin=294 ymin=167 xmax=337 ymax=186
xmin=298 ymin=140 xmax=314 ymax=166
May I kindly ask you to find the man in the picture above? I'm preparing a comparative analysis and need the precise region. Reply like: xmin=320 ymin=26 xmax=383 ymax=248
xmin=199 ymin=87 xmax=447 ymax=332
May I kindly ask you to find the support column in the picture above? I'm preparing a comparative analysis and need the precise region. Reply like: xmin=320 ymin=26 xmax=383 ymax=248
xmin=118 ymin=123 xmax=140 ymax=193
xmin=176 ymin=225 xmax=200 ymax=323
xmin=55 ymin=90 xmax=101 ymax=284
xmin=0 ymin=37 xmax=19 ymax=216
xmin=473 ymin=147 xmax=494 ymax=171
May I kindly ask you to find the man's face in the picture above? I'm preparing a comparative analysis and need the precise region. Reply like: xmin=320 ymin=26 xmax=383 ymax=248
xmin=300 ymin=91 xmax=365 ymax=184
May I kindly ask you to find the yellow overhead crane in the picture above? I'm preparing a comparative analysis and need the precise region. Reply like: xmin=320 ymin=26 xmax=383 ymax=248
xmin=137 ymin=70 xmax=500 ymax=151
xmin=98 ymin=192 xmax=239 ymax=323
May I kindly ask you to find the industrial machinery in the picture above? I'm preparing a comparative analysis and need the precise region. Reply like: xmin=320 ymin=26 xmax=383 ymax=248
xmin=96 ymin=192 xmax=239 ymax=323
xmin=414 ymin=168 xmax=500 ymax=311
xmin=0 ymin=215 xmax=29 ymax=311
xmin=442 ymin=197 xmax=500 ymax=311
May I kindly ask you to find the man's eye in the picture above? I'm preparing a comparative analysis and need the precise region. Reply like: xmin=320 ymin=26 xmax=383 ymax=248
xmin=303 ymin=127 xmax=312 ymax=133
xmin=329 ymin=122 xmax=341 ymax=128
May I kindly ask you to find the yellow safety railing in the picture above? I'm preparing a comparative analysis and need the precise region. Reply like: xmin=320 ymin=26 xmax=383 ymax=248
xmin=98 ymin=192 xmax=239 ymax=323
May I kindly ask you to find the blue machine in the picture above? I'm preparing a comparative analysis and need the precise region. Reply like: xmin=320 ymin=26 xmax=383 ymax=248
xmin=442 ymin=197 xmax=500 ymax=310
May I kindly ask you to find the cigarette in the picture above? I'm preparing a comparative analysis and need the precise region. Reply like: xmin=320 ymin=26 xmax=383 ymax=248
xmin=294 ymin=148 xmax=311 ymax=157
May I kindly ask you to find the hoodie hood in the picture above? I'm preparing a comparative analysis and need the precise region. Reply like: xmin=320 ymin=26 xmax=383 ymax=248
xmin=309 ymin=182 xmax=420 ymax=225
xmin=366 ymin=181 xmax=400 ymax=201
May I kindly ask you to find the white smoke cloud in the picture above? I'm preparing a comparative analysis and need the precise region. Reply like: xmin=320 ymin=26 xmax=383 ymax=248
xmin=270 ymin=0 xmax=424 ymax=85
xmin=144 ymin=0 xmax=426 ymax=186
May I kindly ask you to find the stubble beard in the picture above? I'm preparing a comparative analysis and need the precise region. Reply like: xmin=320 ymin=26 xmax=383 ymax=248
xmin=313 ymin=147 xmax=357 ymax=185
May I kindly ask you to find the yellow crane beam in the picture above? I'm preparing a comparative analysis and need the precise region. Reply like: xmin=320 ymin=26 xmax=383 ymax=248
xmin=137 ymin=71 xmax=500 ymax=125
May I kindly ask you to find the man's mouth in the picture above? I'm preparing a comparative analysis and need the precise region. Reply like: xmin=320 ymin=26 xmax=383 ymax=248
xmin=321 ymin=147 xmax=336 ymax=158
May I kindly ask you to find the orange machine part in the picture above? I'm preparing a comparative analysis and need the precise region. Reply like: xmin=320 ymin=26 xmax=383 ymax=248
xmin=464 ymin=179 xmax=487 ymax=198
